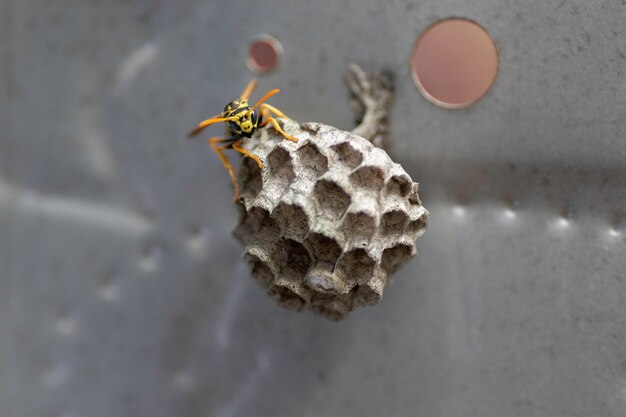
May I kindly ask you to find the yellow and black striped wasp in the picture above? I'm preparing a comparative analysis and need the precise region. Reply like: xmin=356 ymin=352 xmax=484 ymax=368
xmin=187 ymin=79 xmax=298 ymax=201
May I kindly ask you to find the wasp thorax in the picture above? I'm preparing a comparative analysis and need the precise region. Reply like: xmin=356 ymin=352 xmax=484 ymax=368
xmin=224 ymin=99 xmax=248 ymax=113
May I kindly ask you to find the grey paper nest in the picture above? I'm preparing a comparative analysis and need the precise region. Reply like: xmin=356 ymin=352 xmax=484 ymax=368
xmin=234 ymin=119 xmax=428 ymax=320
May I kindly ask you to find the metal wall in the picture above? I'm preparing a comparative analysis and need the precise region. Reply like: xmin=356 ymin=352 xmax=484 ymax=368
xmin=1 ymin=0 xmax=625 ymax=416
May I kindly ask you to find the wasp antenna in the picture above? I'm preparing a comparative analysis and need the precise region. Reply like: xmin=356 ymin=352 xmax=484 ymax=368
xmin=240 ymin=79 xmax=258 ymax=101
xmin=249 ymin=89 xmax=280 ymax=113
xmin=187 ymin=116 xmax=233 ymax=138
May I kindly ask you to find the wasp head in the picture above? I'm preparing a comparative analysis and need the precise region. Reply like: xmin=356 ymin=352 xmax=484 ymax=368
xmin=223 ymin=100 xmax=258 ymax=138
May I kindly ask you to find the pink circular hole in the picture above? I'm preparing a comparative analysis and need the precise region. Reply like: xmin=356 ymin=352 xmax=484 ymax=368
xmin=411 ymin=18 xmax=498 ymax=109
xmin=247 ymin=35 xmax=283 ymax=74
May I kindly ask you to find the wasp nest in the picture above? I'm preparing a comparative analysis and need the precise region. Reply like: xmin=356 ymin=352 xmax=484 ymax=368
xmin=234 ymin=120 xmax=428 ymax=319
xmin=233 ymin=66 xmax=428 ymax=320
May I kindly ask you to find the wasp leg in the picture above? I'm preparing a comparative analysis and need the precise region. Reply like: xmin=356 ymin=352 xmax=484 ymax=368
xmin=240 ymin=79 xmax=258 ymax=101
xmin=259 ymin=115 xmax=298 ymax=143
xmin=260 ymin=105 xmax=271 ymax=123
xmin=188 ymin=116 xmax=234 ymax=137
xmin=208 ymin=136 xmax=241 ymax=202
xmin=259 ymin=103 xmax=298 ymax=141
xmin=232 ymin=139 xmax=263 ymax=169
xmin=260 ymin=103 xmax=289 ymax=119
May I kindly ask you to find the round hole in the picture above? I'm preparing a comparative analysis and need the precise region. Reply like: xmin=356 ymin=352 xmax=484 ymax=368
xmin=411 ymin=18 xmax=498 ymax=109
xmin=247 ymin=34 xmax=283 ymax=74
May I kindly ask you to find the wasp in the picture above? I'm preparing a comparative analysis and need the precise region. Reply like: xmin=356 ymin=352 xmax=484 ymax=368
xmin=187 ymin=79 xmax=298 ymax=201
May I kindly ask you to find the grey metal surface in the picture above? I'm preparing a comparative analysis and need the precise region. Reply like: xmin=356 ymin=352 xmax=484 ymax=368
xmin=1 ymin=0 xmax=625 ymax=416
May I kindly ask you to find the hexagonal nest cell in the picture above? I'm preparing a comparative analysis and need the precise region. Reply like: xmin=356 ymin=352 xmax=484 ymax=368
xmin=233 ymin=119 xmax=428 ymax=320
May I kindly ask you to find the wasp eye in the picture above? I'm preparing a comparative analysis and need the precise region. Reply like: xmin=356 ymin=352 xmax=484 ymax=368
xmin=229 ymin=121 xmax=240 ymax=132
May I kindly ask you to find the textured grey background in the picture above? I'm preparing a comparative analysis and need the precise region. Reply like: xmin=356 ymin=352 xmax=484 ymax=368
xmin=1 ymin=0 xmax=626 ymax=416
